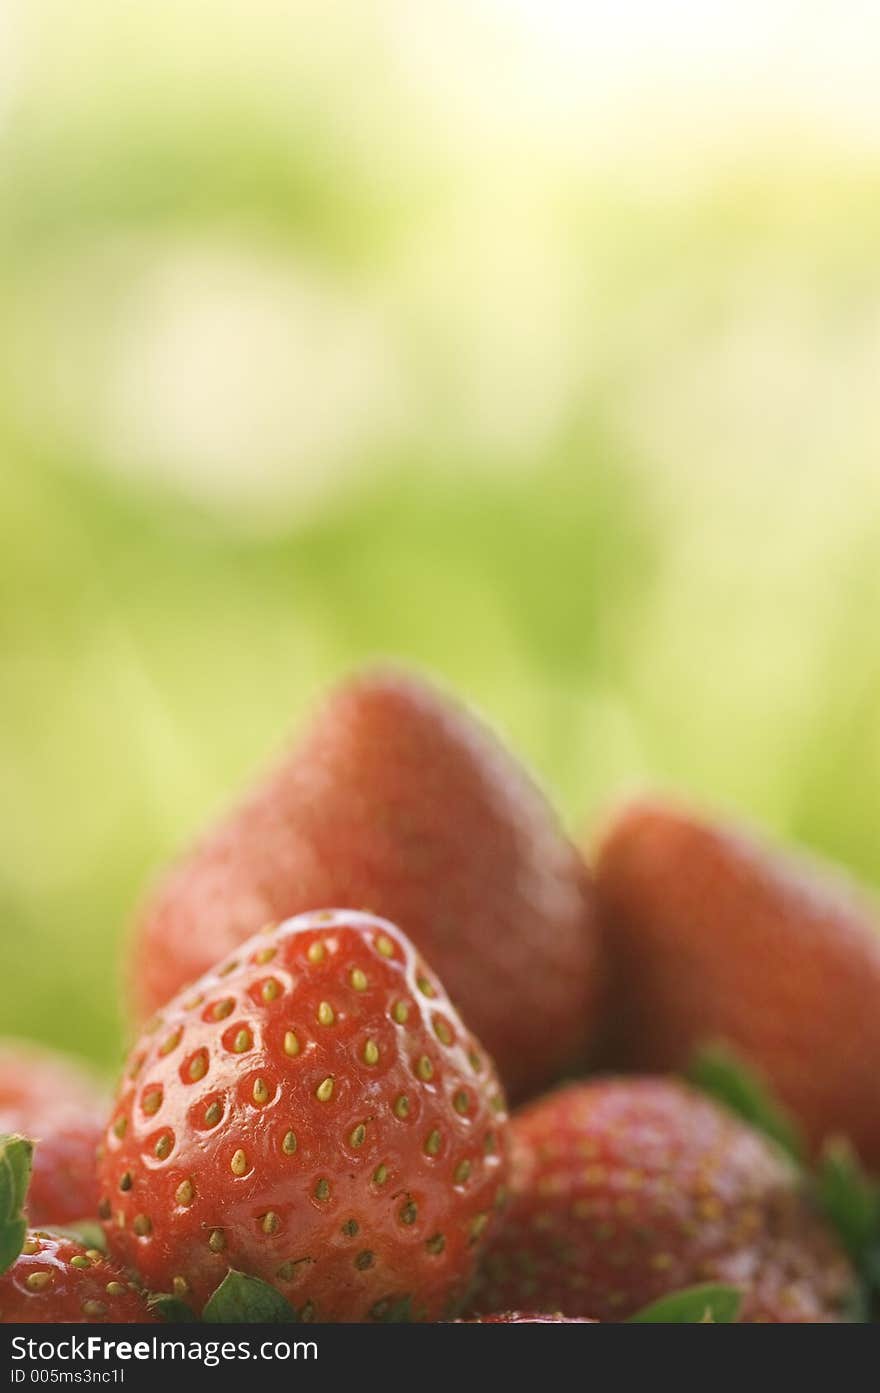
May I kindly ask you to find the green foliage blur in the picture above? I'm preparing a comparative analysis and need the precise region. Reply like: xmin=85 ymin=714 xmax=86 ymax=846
xmin=2 ymin=1 xmax=880 ymax=1072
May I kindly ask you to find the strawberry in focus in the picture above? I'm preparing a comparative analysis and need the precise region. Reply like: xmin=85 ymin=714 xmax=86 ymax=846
xmin=0 ymin=1231 xmax=157 ymax=1324
xmin=469 ymin=1079 xmax=856 ymax=1323
xmin=101 ymin=910 xmax=509 ymax=1321
xmin=0 ymin=1042 xmax=104 ymax=1227
xmin=594 ymin=798 xmax=880 ymax=1163
xmin=131 ymin=670 xmax=603 ymax=1101
xmin=0 ymin=1133 xmax=155 ymax=1324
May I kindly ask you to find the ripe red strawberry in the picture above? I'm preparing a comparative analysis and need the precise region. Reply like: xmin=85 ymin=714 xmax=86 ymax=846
xmin=469 ymin=1080 xmax=856 ymax=1323
xmin=462 ymin=1312 xmax=596 ymax=1323
xmin=0 ymin=1231 xmax=157 ymax=1324
xmin=0 ymin=1042 xmax=104 ymax=1227
xmin=131 ymin=670 xmax=602 ymax=1101
xmin=102 ymin=910 xmax=509 ymax=1321
xmin=0 ymin=1133 xmax=155 ymax=1325
xmin=594 ymin=798 xmax=880 ymax=1163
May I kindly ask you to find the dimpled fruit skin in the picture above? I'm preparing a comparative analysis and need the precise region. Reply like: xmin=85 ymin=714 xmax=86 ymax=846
xmin=469 ymin=1080 xmax=856 ymax=1324
xmin=0 ymin=1232 xmax=156 ymax=1323
xmin=131 ymin=670 xmax=602 ymax=1102
xmin=102 ymin=910 xmax=509 ymax=1321
xmin=595 ymin=798 xmax=880 ymax=1163
xmin=0 ymin=1042 xmax=103 ymax=1227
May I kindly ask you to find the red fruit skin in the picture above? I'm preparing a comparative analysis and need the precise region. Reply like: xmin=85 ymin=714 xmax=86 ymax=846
xmin=0 ymin=1043 xmax=104 ymax=1227
xmin=131 ymin=671 xmax=602 ymax=1101
xmin=594 ymin=798 xmax=880 ymax=1164
xmin=102 ymin=910 xmax=509 ymax=1321
xmin=0 ymin=1232 xmax=156 ymax=1323
xmin=25 ymin=1125 xmax=103 ymax=1231
xmin=469 ymin=1080 xmax=856 ymax=1324
xmin=461 ymin=1312 xmax=596 ymax=1323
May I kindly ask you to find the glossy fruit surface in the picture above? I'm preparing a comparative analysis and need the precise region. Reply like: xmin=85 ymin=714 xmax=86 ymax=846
xmin=0 ymin=1231 xmax=156 ymax=1323
xmin=462 ymin=1311 xmax=596 ymax=1323
xmin=103 ymin=910 xmax=509 ymax=1320
xmin=0 ymin=1042 xmax=103 ymax=1226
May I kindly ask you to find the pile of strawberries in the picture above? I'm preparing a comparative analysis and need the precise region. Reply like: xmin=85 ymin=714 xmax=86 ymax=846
xmin=2 ymin=669 xmax=878 ymax=1325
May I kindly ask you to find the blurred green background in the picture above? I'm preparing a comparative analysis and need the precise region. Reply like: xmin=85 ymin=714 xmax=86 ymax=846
xmin=2 ymin=0 xmax=880 ymax=1072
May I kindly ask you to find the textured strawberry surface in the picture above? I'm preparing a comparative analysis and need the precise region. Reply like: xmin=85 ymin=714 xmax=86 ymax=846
xmin=462 ymin=1311 xmax=597 ymax=1323
xmin=595 ymin=798 xmax=880 ymax=1163
xmin=103 ymin=910 xmax=510 ymax=1320
xmin=0 ymin=1231 xmax=156 ymax=1323
xmin=132 ymin=670 xmax=603 ymax=1101
xmin=469 ymin=1079 xmax=856 ymax=1323
xmin=0 ymin=1042 xmax=103 ymax=1227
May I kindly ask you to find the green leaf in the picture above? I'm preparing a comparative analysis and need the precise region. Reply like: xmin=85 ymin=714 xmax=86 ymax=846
xmin=147 ymin=1294 xmax=199 ymax=1323
xmin=0 ymin=1134 xmax=34 ymax=1276
xmin=687 ymin=1045 xmax=804 ymax=1161
xmin=203 ymin=1270 xmax=298 ymax=1324
xmin=628 ymin=1284 xmax=743 ymax=1324
xmin=817 ymin=1137 xmax=880 ymax=1262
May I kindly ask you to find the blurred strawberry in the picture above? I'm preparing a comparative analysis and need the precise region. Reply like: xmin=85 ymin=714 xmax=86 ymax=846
xmin=594 ymin=798 xmax=880 ymax=1164
xmin=469 ymin=1079 xmax=856 ymax=1323
xmin=131 ymin=670 xmax=603 ymax=1100
xmin=0 ymin=1041 xmax=103 ymax=1226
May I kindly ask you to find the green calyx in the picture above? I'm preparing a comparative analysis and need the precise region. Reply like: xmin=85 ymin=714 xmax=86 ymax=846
xmin=818 ymin=1135 xmax=880 ymax=1318
xmin=628 ymin=1284 xmax=742 ymax=1323
xmin=0 ymin=1133 xmax=34 ymax=1276
xmin=203 ymin=1269 xmax=299 ymax=1322
xmin=151 ymin=1270 xmax=301 ymax=1324
xmin=687 ymin=1044 xmax=804 ymax=1161
xmin=688 ymin=1044 xmax=880 ymax=1319
xmin=818 ymin=1136 xmax=880 ymax=1262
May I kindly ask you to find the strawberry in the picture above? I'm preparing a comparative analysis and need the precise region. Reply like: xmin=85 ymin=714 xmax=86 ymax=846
xmin=101 ymin=910 xmax=509 ymax=1321
xmin=594 ymin=798 xmax=880 ymax=1163
xmin=25 ymin=1124 xmax=103 ymax=1232
xmin=130 ymin=670 xmax=602 ymax=1101
xmin=461 ymin=1312 xmax=596 ymax=1323
xmin=0 ymin=1042 xmax=104 ymax=1227
xmin=0 ymin=1134 xmax=155 ymax=1324
xmin=0 ymin=1231 xmax=158 ymax=1324
xmin=469 ymin=1079 xmax=857 ymax=1323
